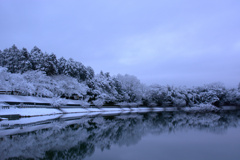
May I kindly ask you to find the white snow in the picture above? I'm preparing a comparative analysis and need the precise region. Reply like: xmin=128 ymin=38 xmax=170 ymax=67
xmin=0 ymin=106 xmax=150 ymax=117
xmin=0 ymin=117 xmax=8 ymax=120
xmin=0 ymin=114 xmax=60 ymax=125
xmin=0 ymin=105 xmax=222 ymax=118
xmin=0 ymin=107 xmax=62 ymax=116
xmin=0 ymin=94 xmax=223 ymax=118
xmin=61 ymin=108 xmax=89 ymax=113
xmin=0 ymin=95 xmax=52 ymax=103
xmin=0 ymin=95 xmax=89 ymax=106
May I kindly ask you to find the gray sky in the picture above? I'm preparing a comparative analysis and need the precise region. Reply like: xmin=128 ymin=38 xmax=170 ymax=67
xmin=0 ymin=0 xmax=239 ymax=87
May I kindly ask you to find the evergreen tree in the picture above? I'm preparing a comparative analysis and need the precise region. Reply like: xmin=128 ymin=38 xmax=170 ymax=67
xmin=86 ymin=66 xmax=95 ymax=80
xmin=0 ymin=49 xmax=9 ymax=67
xmin=57 ymin=57 xmax=67 ymax=74
xmin=19 ymin=48 xmax=32 ymax=73
xmin=0 ymin=49 xmax=3 ymax=66
xmin=44 ymin=53 xmax=58 ymax=75
xmin=30 ymin=46 xmax=44 ymax=71
xmin=5 ymin=45 xmax=21 ymax=73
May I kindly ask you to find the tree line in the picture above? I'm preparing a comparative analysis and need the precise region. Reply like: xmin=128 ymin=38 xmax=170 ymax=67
xmin=0 ymin=44 xmax=94 ymax=81
xmin=0 ymin=45 xmax=240 ymax=107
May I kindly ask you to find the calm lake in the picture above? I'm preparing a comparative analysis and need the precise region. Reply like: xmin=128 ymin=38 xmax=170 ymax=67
xmin=1 ymin=110 xmax=240 ymax=160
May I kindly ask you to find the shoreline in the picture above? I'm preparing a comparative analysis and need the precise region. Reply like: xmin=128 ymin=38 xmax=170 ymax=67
xmin=0 ymin=107 xmax=166 ymax=118
xmin=1 ymin=105 xmax=238 ymax=119
xmin=1 ymin=95 xmax=239 ymax=119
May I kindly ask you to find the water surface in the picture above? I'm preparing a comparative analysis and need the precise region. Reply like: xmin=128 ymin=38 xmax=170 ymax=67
xmin=1 ymin=110 xmax=240 ymax=160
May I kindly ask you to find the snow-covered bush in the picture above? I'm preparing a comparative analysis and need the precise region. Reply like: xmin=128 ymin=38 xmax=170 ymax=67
xmin=51 ymin=97 xmax=67 ymax=107
xmin=116 ymin=102 xmax=142 ymax=107
xmin=183 ymin=103 xmax=220 ymax=112
xmin=92 ymin=98 xmax=105 ymax=107
xmin=78 ymin=100 xmax=90 ymax=107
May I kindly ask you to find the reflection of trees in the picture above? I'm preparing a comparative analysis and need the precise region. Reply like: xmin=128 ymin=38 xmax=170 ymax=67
xmin=1 ymin=110 xmax=240 ymax=160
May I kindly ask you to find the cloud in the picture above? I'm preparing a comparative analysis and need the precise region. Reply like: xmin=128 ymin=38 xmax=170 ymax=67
xmin=0 ymin=0 xmax=240 ymax=87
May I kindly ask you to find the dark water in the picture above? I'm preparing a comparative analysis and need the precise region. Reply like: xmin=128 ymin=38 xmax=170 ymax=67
xmin=1 ymin=110 xmax=240 ymax=160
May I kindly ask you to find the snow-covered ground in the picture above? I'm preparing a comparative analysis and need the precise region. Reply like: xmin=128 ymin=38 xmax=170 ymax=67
xmin=0 ymin=95 xmax=227 ymax=119
xmin=0 ymin=107 xmax=62 ymax=116
xmin=0 ymin=106 xmax=154 ymax=117
xmin=0 ymin=95 xmax=167 ymax=117
xmin=0 ymin=107 xmax=153 ymax=137
xmin=0 ymin=94 xmax=88 ymax=106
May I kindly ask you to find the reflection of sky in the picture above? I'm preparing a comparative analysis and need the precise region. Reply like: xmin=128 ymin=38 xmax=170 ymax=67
xmin=87 ymin=128 xmax=240 ymax=160
xmin=1 ymin=0 xmax=240 ymax=87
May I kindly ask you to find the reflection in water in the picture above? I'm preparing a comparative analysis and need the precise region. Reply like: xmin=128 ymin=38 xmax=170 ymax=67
xmin=0 ymin=110 xmax=240 ymax=160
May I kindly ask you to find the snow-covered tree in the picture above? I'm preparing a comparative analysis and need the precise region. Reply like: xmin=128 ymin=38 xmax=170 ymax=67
xmin=29 ymin=46 xmax=44 ymax=71
xmin=86 ymin=66 xmax=95 ymax=80
xmin=0 ymin=67 xmax=34 ymax=95
xmin=86 ymin=71 xmax=119 ymax=105
xmin=0 ymin=45 xmax=21 ymax=73
xmin=224 ymin=88 xmax=240 ymax=106
xmin=58 ymin=58 xmax=91 ymax=81
xmin=43 ymin=53 xmax=58 ymax=75
xmin=115 ymin=74 xmax=144 ymax=103
xmin=1 ymin=44 xmax=240 ymax=108
xmin=0 ymin=67 xmax=11 ymax=91
xmin=194 ymin=82 xmax=226 ymax=106
xmin=19 ymin=48 xmax=32 ymax=73
xmin=22 ymin=70 xmax=54 ymax=97
xmin=0 ymin=49 xmax=2 ymax=66
xmin=143 ymin=85 xmax=188 ymax=107
xmin=8 ymin=73 xmax=31 ymax=95
xmin=57 ymin=57 xmax=67 ymax=75
xmin=51 ymin=75 xmax=88 ymax=98
xmin=29 ymin=47 xmax=58 ymax=75
xmin=1 ymin=45 xmax=94 ymax=81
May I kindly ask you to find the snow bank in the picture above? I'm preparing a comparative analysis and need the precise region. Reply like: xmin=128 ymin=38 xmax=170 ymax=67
xmin=0 ymin=107 xmax=62 ymax=116
xmin=0 ymin=95 xmax=52 ymax=103
xmin=0 ymin=95 xmax=89 ymax=106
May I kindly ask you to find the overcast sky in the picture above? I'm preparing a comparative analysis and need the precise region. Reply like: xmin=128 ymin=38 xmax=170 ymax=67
xmin=0 ymin=0 xmax=239 ymax=87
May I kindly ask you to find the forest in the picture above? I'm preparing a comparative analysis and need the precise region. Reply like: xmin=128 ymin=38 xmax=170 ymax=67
xmin=0 ymin=45 xmax=240 ymax=107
